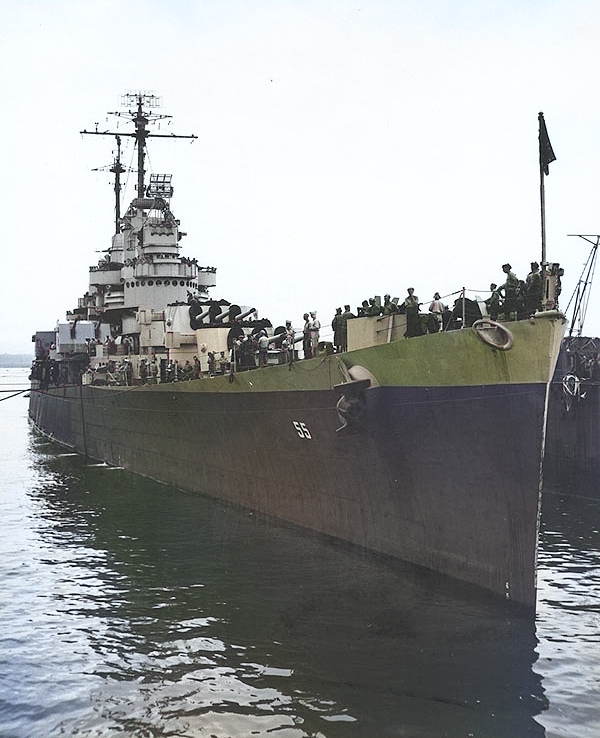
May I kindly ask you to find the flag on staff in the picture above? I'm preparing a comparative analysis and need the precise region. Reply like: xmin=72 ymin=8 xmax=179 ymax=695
xmin=538 ymin=112 xmax=556 ymax=175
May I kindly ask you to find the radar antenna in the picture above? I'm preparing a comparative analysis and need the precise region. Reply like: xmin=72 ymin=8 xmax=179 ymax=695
xmin=81 ymin=91 xmax=197 ymax=200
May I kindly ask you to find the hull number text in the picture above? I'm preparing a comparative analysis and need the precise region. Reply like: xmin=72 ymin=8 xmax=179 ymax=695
xmin=293 ymin=421 xmax=312 ymax=439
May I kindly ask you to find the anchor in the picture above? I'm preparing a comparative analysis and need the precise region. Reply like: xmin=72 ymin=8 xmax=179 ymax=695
xmin=334 ymin=377 xmax=371 ymax=433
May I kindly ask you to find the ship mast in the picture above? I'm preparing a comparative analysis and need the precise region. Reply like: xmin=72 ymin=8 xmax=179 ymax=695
xmin=81 ymin=91 xmax=197 ymax=208
xmin=565 ymin=235 xmax=599 ymax=337
xmin=111 ymin=136 xmax=125 ymax=233
xmin=91 ymin=135 xmax=127 ymax=235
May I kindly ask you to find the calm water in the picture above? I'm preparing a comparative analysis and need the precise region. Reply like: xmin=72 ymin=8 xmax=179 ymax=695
xmin=1 ymin=367 xmax=598 ymax=738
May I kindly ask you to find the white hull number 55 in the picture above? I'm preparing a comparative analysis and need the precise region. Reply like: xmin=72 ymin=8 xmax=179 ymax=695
xmin=293 ymin=421 xmax=312 ymax=439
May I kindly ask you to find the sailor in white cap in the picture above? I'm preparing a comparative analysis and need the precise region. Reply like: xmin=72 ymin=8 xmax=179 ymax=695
xmin=309 ymin=311 xmax=320 ymax=356
xmin=258 ymin=329 xmax=269 ymax=366
xmin=283 ymin=320 xmax=295 ymax=364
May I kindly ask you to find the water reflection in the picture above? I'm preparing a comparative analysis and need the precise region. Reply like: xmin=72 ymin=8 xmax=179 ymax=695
xmin=5 ymin=437 xmax=550 ymax=737
xmin=535 ymin=490 xmax=600 ymax=738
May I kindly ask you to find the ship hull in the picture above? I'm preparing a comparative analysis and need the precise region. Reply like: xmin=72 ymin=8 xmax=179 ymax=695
xmin=545 ymin=337 xmax=600 ymax=495
xmin=30 ymin=313 xmax=568 ymax=609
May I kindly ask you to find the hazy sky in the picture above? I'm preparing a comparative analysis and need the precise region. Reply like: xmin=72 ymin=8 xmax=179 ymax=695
xmin=2 ymin=0 xmax=600 ymax=353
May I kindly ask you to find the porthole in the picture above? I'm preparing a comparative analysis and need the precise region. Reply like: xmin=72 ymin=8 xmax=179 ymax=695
xmin=148 ymin=280 xmax=154 ymax=286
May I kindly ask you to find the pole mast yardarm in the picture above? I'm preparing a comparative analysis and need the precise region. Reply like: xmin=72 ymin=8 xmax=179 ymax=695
xmin=81 ymin=91 xmax=197 ymax=221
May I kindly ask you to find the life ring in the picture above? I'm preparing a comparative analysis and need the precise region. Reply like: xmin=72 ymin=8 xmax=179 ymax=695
xmin=472 ymin=319 xmax=514 ymax=351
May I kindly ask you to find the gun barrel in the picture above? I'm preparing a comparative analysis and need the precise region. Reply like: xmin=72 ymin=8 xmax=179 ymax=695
xmin=215 ymin=309 xmax=231 ymax=322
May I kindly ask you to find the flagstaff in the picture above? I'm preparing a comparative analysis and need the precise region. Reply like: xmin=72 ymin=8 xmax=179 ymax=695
xmin=538 ymin=111 xmax=556 ymax=307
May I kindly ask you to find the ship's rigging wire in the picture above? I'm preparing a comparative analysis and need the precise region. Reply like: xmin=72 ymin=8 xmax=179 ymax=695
xmin=144 ymin=143 xmax=153 ymax=185
xmin=118 ymin=141 xmax=153 ymax=210
xmin=563 ymin=236 xmax=598 ymax=337
xmin=0 ymin=389 xmax=28 ymax=401
xmin=121 ymin=140 xmax=136 ymax=204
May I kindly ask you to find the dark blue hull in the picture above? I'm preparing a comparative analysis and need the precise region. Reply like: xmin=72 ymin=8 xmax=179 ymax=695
xmin=29 ymin=379 xmax=547 ymax=607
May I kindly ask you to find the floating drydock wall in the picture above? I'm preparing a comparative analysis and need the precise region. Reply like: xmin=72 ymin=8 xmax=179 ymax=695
xmin=545 ymin=337 xmax=600 ymax=495
xmin=29 ymin=313 xmax=565 ymax=608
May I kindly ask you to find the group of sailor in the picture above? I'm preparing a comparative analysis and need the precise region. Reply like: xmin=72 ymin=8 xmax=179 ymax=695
xmin=330 ymin=289 xmax=444 ymax=345
xmin=225 ymin=319 xmax=297 ymax=370
xmin=329 ymin=261 xmax=562 ymax=347
xmin=485 ymin=261 xmax=551 ymax=321
xmin=330 ymin=306 xmax=357 ymax=352
xmin=221 ymin=311 xmax=325 ymax=367
xmin=71 ymin=261 xmax=564 ymax=387
xmin=302 ymin=312 xmax=321 ymax=358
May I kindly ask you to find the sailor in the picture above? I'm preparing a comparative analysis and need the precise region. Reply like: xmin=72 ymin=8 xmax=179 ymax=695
xmin=382 ymin=294 xmax=397 ymax=315
xmin=428 ymin=292 xmax=446 ymax=328
xmin=309 ymin=312 xmax=321 ymax=356
xmin=516 ymin=279 xmax=527 ymax=320
xmin=218 ymin=351 xmax=230 ymax=374
xmin=340 ymin=305 xmax=355 ymax=352
xmin=525 ymin=261 xmax=542 ymax=315
xmin=284 ymin=320 xmax=295 ymax=363
xmin=365 ymin=298 xmax=381 ymax=317
xmin=258 ymin=329 xmax=270 ymax=366
xmin=243 ymin=334 xmax=257 ymax=369
xmin=485 ymin=283 xmax=502 ymax=321
xmin=499 ymin=263 xmax=519 ymax=319
xmin=125 ymin=359 xmax=133 ymax=386
xmin=227 ymin=318 xmax=245 ymax=366
xmin=556 ymin=266 xmax=564 ymax=303
xmin=358 ymin=299 xmax=370 ymax=317
xmin=302 ymin=313 xmax=312 ymax=359
xmin=404 ymin=288 xmax=422 ymax=338
xmin=331 ymin=308 xmax=342 ymax=352
xmin=207 ymin=351 xmax=216 ymax=375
